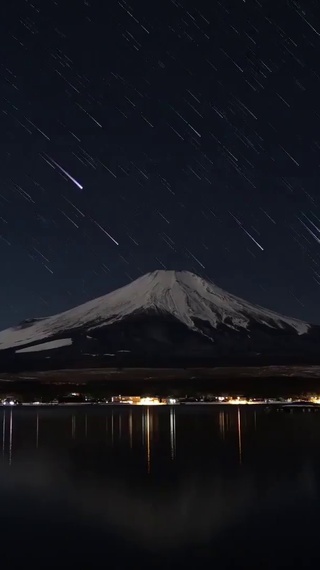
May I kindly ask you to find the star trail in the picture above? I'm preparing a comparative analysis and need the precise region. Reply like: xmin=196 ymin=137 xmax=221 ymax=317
xmin=0 ymin=0 xmax=320 ymax=328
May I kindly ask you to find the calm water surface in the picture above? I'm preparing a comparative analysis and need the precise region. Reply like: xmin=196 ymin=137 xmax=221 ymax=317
xmin=1 ymin=405 xmax=320 ymax=569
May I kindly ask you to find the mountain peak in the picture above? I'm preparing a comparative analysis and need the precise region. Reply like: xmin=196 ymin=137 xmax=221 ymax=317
xmin=138 ymin=269 xmax=204 ymax=283
xmin=134 ymin=269 xmax=220 ymax=294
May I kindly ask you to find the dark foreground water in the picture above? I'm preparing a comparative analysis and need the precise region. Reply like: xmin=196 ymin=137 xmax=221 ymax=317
xmin=1 ymin=405 xmax=320 ymax=569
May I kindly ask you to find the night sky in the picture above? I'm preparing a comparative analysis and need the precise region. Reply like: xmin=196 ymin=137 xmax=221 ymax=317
xmin=1 ymin=0 xmax=320 ymax=329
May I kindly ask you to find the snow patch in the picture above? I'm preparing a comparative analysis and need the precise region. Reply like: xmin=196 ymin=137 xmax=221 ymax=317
xmin=15 ymin=338 xmax=72 ymax=353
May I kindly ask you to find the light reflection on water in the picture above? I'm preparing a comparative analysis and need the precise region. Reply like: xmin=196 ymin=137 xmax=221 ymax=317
xmin=0 ymin=405 xmax=315 ymax=472
xmin=0 ymin=406 xmax=320 ymax=567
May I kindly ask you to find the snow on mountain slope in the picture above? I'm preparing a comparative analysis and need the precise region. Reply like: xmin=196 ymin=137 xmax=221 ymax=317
xmin=15 ymin=338 xmax=73 ymax=353
xmin=0 ymin=270 xmax=310 ymax=351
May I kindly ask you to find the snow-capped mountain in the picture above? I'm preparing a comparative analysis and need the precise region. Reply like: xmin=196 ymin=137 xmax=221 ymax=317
xmin=0 ymin=270 xmax=318 ymax=371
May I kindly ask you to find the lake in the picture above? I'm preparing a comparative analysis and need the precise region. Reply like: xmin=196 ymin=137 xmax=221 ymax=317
xmin=1 ymin=405 xmax=319 ymax=569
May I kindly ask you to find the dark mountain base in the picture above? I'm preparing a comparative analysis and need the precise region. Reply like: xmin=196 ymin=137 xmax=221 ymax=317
xmin=2 ymin=366 xmax=320 ymax=399
xmin=2 ymin=349 xmax=320 ymax=375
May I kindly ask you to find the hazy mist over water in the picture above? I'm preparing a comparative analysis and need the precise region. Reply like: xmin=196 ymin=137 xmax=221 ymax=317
xmin=1 ymin=406 xmax=320 ymax=569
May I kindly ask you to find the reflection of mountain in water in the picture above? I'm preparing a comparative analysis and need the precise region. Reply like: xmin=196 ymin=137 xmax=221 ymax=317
xmin=0 ymin=454 xmax=316 ymax=549
xmin=0 ymin=407 xmax=319 ymax=551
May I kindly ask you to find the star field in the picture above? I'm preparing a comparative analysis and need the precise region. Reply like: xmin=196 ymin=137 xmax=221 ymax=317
xmin=1 ymin=0 xmax=320 ymax=328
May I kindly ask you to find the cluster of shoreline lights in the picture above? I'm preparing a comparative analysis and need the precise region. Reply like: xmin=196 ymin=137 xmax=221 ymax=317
xmin=2 ymin=395 xmax=320 ymax=406
xmin=0 ymin=395 xmax=244 ymax=406
xmin=0 ymin=395 xmax=178 ymax=406
xmin=106 ymin=396 xmax=320 ymax=405
xmin=111 ymin=396 xmax=259 ymax=405
xmin=111 ymin=396 xmax=177 ymax=405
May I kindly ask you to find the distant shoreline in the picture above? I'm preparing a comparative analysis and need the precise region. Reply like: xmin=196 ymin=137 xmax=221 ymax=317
xmin=0 ymin=365 xmax=320 ymax=399
xmin=1 ymin=364 xmax=320 ymax=382
xmin=0 ymin=401 xmax=316 ymax=408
